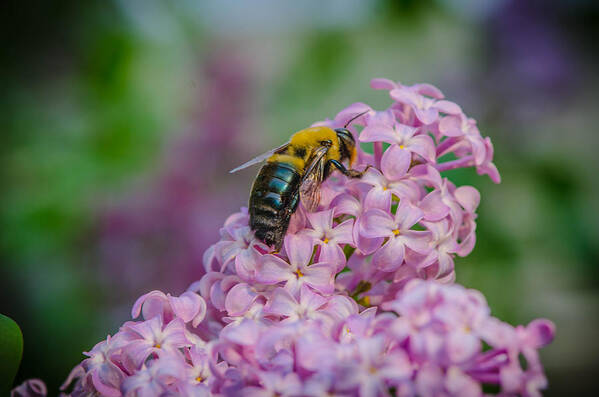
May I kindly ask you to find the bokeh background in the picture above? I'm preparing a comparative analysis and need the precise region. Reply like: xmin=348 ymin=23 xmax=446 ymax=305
xmin=2 ymin=0 xmax=598 ymax=395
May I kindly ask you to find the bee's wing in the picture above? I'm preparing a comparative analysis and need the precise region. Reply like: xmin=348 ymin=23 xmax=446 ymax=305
xmin=229 ymin=141 xmax=290 ymax=173
xmin=300 ymin=146 xmax=329 ymax=212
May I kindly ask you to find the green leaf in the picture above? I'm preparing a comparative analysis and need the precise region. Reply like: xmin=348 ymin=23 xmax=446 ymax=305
xmin=0 ymin=314 xmax=24 ymax=393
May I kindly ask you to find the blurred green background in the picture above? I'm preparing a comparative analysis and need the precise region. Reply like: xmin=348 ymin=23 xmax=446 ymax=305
xmin=1 ymin=0 xmax=598 ymax=395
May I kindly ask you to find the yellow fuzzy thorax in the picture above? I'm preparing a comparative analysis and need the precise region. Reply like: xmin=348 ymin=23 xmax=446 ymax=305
xmin=267 ymin=126 xmax=342 ymax=173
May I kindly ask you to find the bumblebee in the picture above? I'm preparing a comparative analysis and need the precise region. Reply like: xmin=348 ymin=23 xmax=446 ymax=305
xmin=230 ymin=113 xmax=368 ymax=250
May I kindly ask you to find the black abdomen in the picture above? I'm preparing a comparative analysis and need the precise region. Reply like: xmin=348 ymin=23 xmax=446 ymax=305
xmin=249 ymin=162 xmax=301 ymax=250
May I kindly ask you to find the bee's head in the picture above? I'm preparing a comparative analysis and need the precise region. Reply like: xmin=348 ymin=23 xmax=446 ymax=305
xmin=335 ymin=128 xmax=357 ymax=166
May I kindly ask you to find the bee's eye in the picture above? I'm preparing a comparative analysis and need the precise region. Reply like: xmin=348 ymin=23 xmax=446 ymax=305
xmin=335 ymin=128 xmax=355 ymax=144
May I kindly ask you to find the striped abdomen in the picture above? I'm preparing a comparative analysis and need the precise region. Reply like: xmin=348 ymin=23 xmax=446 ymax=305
xmin=249 ymin=162 xmax=301 ymax=250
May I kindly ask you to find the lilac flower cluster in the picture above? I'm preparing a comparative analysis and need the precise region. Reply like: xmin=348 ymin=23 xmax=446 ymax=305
xmin=201 ymin=78 xmax=499 ymax=315
xmin=35 ymin=79 xmax=554 ymax=397
xmin=55 ymin=280 xmax=553 ymax=397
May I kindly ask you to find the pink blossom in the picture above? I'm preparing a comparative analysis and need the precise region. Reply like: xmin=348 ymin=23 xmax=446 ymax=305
xmin=10 ymin=379 xmax=47 ymax=397
xmin=338 ymin=336 xmax=413 ymax=397
xmin=439 ymin=114 xmax=487 ymax=165
xmin=361 ymin=110 xmax=437 ymax=163
xmin=360 ymin=201 xmax=431 ymax=271
xmin=300 ymin=209 xmax=354 ymax=270
xmin=421 ymin=218 xmax=459 ymax=278
xmin=79 ymin=336 xmax=128 ymax=396
xmin=263 ymin=285 xmax=347 ymax=326
xmin=124 ymin=317 xmax=191 ymax=368
xmin=330 ymin=190 xmax=384 ymax=255
xmin=390 ymin=84 xmax=462 ymax=125
xmin=357 ymin=147 xmax=421 ymax=211
xmin=132 ymin=290 xmax=207 ymax=327
xmin=255 ymin=234 xmax=336 ymax=297
xmin=121 ymin=352 xmax=187 ymax=396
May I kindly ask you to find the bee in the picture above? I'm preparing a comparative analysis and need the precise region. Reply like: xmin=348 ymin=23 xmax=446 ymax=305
xmin=230 ymin=112 xmax=369 ymax=250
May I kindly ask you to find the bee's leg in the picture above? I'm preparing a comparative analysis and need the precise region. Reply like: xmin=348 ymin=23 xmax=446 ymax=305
xmin=327 ymin=160 xmax=371 ymax=178
xmin=289 ymin=191 xmax=300 ymax=212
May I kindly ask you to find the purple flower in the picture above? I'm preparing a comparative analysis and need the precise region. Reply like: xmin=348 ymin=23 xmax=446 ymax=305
xmin=132 ymin=290 xmax=207 ymax=327
xmin=121 ymin=352 xmax=187 ymax=396
xmin=223 ymin=282 xmax=262 ymax=317
xmin=361 ymin=110 xmax=437 ymax=163
xmin=439 ymin=114 xmax=487 ymax=165
xmin=78 ymin=336 xmax=128 ymax=396
xmin=11 ymin=379 xmax=47 ymax=397
xmin=300 ymin=209 xmax=354 ymax=270
xmin=255 ymin=234 xmax=336 ymax=297
xmin=338 ymin=336 xmax=413 ymax=397
xmin=124 ymin=317 xmax=191 ymax=368
xmin=330 ymin=190 xmax=384 ymax=256
xmin=421 ymin=218 xmax=459 ymax=278
xmin=239 ymin=371 xmax=303 ymax=397
xmin=390 ymin=84 xmax=462 ymax=125
xmin=360 ymin=201 xmax=431 ymax=271
xmin=357 ymin=147 xmax=421 ymax=211
xmin=264 ymin=285 xmax=342 ymax=326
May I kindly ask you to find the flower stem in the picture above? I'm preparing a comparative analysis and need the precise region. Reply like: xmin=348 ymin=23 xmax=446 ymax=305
xmin=435 ymin=155 xmax=474 ymax=172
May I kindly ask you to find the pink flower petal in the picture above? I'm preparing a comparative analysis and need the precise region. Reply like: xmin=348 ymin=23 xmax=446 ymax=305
xmin=359 ymin=124 xmax=399 ymax=144
xmin=331 ymin=219 xmax=354 ymax=244
xmin=225 ymin=283 xmax=258 ymax=316
xmin=255 ymin=255 xmax=292 ymax=284
xmin=354 ymin=216 xmax=384 ymax=255
xmin=524 ymin=319 xmax=555 ymax=348
xmin=381 ymin=145 xmax=411 ymax=181
xmin=360 ymin=209 xmax=395 ymax=238
xmin=420 ymin=190 xmax=451 ymax=222
xmin=131 ymin=290 xmax=167 ymax=321
xmin=435 ymin=100 xmax=462 ymax=115
xmin=303 ymin=263 xmax=335 ymax=294
xmin=364 ymin=187 xmax=392 ymax=212
xmin=300 ymin=285 xmax=329 ymax=311
xmin=409 ymin=164 xmax=443 ymax=189
xmin=408 ymin=134 xmax=436 ymax=163
xmin=317 ymin=243 xmax=346 ymax=270
xmin=373 ymin=237 xmax=405 ymax=272
xmin=334 ymin=103 xmax=372 ymax=127
xmin=411 ymin=83 xmax=444 ymax=99
xmin=306 ymin=210 xmax=334 ymax=236
xmin=439 ymin=115 xmax=464 ymax=137
xmin=414 ymin=107 xmax=438 ymax=125
xmin=285 ymin=233 xmax=314 ymax=267
xmin=402 ymin=231 xmax=432 ymax=254
xmin=330 ymin=193 xmax=362 ymax=217
xmin=264 ymin=287 xmax=297 ymax=317
xmin=370 ymin=78 xmax=398 ymax=90
xmin=168 ymin=291 xmax=206 ymax=326
xmin=395 ymin=200 xmax=424 ymax=230
xmin=454 ymin=186 xmax=480 ymax=213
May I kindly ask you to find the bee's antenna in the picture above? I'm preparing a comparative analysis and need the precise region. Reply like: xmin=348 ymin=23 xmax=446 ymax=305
xmin=343 ymin=110 xmax=370 ymax=129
